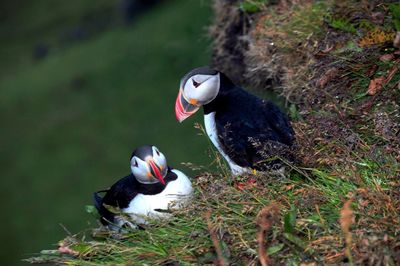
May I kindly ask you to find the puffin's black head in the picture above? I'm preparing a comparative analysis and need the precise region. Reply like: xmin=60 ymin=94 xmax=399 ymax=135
xmin=175 ymin=66 xmax=220 ymax=122
xmin=130 ymin=145 xmax=168 ymax=185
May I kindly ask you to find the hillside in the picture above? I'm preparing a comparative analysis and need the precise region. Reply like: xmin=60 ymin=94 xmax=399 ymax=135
xmin=0 ymin=0 xmax=212 ymax=265
xmin=26 ymin=0 xmax=399 ymax=265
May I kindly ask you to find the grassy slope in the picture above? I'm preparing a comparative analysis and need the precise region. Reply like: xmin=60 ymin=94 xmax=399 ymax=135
xmin=26 ymin=0 xmax=400 ymax=265
xmin=1 ymin=0 xmax=212 ymax=265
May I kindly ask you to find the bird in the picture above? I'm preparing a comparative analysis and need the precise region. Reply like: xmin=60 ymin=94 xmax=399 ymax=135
xmin=93 ymin=145 xmax=192 ymax=230
xmin=175 ymin=66 xmax=295 ymax=175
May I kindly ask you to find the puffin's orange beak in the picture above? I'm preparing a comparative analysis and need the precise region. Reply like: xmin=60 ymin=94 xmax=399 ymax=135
xmin=175 ymin=89 xmax=200 ymax=123
xmin=148 ymin=160 xmax=165 ymax=185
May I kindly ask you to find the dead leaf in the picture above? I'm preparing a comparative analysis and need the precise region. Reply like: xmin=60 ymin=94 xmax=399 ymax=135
xmin=234 ymin=178 xmax=256 ymax=190
xmin=379 ymin=54 xmax=394 ymax=62
xmin=367 ymin=76 xmax=385 ymax=95
xmin=394 ymin=32 xmax=400 ymax=49
xmin=367 ymin=61 xmax=399 ymax=95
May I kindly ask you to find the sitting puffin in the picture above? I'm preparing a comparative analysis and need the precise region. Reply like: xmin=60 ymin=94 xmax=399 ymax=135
xmin=94 ymin=145 xmax=192 ymax=229
xmin=175 ymin=66 xmax=295 ymax=175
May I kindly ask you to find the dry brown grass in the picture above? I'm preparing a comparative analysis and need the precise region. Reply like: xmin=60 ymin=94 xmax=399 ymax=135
xmin=26 ymin=1 xmax=400 ymax=265
xmin=340 ymin=198 xmax=355 ymax=265
xmin=209 ymin=0 xmax=250 ymax=85
xmin=205 ymin=211 xmax=229 ymax=266
xmin=209 ymin=0 xmax=400 ymax=264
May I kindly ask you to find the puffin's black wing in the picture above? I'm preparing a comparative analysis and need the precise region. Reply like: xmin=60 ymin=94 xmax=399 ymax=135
xmin=94 ymin=174 xmax=138 ymax=225
xmin=260 ymin=100 xmax=295 ymax=146
xmin=215 ymin=88 xmax=294 ymax=169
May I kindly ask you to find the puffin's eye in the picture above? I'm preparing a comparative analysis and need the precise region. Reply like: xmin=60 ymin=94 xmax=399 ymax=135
xmin=155 ymin=149 xmax=160 ymax=156
xmin=192 ymin=79 xmax=200 ymax=88
xmin=132 ymin=159 xmax=138 ymax=167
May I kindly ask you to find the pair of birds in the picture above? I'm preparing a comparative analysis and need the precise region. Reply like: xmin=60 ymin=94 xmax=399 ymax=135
xmin=94 ymin=66 xmax=295 ymax=229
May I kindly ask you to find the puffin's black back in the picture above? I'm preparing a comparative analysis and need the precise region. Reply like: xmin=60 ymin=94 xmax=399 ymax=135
xmin=204 ymin=73 xmax=295 ymax=170
xmin=94 ymin=168 xmax=178 ymax=226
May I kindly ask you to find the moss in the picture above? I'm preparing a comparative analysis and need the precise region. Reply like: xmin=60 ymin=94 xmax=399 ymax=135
xmin=239 ymin=0 xmax=268 ymax=13
xmin=326 ymin=15 xmax=357 ymax=34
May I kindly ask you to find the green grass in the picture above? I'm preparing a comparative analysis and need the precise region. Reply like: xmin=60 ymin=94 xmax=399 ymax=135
xmin=0 ymin=0 xmax=212 ymax=265
xmin=389 ymin=3 xmax=400 ymax=31
xmin=239 ymin=0 xmax=268 ymax=13
xmin=25 ymin=116 xmax=400 ymax=265
xmin=19 ymin=0 xmax=400 ymax=264
xmin=26 ymin=150 xmax=400 ymax=265
xmin=326 ymin=15 xmax=357 ymax=34
xmin=263 ymin=1 xmax=328 ymax=47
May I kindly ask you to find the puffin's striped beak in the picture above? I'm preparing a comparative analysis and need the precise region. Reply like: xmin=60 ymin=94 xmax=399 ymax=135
xmin=148 ymin=160 xmax=166 ymax=185
xmin=175 ymin=89 xmax=200 ymax=123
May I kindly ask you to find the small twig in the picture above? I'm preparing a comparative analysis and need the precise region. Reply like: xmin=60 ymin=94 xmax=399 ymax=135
xmin=205 ymin=211 xmax=228 ymax=266
xmin=256 ymin=204 xmax=279 ymax=266
xmin=59 ymin=223 xmax=72 ymax=236
xmin=314 ymin=204 xmax=325 ymax=225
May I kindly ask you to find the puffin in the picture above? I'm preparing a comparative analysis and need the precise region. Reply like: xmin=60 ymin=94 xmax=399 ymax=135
xmin=94 ymin=145 xmax=192 ymax=229
xmin=175 ymin=66 xmax=295 ymax=175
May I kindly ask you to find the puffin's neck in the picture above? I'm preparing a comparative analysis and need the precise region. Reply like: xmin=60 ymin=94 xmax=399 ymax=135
xmin=137 ymin=167 xmax=178 ymax=195
xmin=203 ymin=73 xmax=235 ymax=114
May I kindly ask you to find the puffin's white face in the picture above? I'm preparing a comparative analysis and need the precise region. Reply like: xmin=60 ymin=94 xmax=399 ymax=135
xmin=175 ymin=71 xmax=220 ymax=123
xmin=130 ymin=146 xmax=168 ymax=185
xmin=182 ymin=74 xmax=220 ymax=106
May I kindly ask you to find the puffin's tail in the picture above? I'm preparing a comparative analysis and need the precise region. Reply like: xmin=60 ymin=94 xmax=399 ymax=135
xmin=93 ymin=190 xmax=108 ymax=212
xmin=93 ymin=189 xmax=116 ymax=226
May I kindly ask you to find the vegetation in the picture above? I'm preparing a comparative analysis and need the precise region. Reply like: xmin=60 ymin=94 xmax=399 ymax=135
xmin=389 ymin=3 xmax=400 ymax=31
xmin=326 ymin=16 xmax=357 ymax=34
xmin=239 ymin=0 xmax=268 ymax=13
xmin=26 ymin=0 xmax=399 ymax=265
xmin=1 ymin=0 xmax=212 ymax=265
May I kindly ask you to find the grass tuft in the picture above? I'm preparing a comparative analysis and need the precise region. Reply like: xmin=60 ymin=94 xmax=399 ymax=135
xmin=326 ymin=15 xmax=357 ymax=34
xmin=26 ymin=145 xmax=400 ymax=264
xmin=26 ymin=0 xmax=400 ymax=264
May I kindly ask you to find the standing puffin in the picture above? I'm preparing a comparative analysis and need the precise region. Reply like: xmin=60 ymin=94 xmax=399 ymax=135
xmin=175 ymin=66 xmax=295 ymax=175
xmin=94 ymin=145 xmax=192 ymax=229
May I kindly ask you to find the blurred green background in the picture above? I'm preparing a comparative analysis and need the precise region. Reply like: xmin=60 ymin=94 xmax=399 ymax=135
xmin=0 ymin=0 xmax=212 ymax=265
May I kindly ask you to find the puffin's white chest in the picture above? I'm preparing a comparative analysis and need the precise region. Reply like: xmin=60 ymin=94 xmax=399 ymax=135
xmin=122 ymin=169 xmax=193 ymax=224
xmin=204 ymin=112 xmax=249 ymax=175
